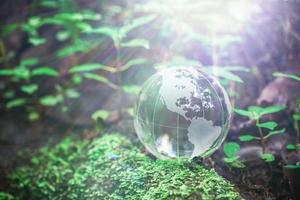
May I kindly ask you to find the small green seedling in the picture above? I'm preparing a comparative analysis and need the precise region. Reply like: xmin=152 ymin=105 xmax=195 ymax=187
xmin=223 ymin=142 xmax=245 ymax=168
xmin=235 ymin=105 xmax=286 ymax=162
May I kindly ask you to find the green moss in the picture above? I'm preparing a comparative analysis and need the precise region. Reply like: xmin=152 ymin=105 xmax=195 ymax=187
xmin=9 ymin=134 xmax=241 ymax=200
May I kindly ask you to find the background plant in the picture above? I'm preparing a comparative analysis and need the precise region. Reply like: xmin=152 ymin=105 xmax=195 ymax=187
xmin=234 ymin=105 xmax=286 ymax=162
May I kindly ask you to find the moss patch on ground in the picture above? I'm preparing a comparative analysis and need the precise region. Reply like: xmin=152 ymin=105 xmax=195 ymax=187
xmin=7 ymin=134 xmax=241 ymax=200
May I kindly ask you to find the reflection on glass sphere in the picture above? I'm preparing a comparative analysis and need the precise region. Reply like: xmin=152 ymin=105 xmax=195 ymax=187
xmin=134 ymin=66 xmax=232 ymax=160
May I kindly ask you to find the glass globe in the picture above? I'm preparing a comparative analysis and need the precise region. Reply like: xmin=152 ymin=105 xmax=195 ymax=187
xmin=134 ymin=67 xmax=232 ymax=160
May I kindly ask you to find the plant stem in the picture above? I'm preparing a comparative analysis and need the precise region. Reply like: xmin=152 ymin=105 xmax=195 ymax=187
xmin=257 ymin=119 xmax=266 ymax=153
xmin=295 ymin=119 xmax=300 ymax=144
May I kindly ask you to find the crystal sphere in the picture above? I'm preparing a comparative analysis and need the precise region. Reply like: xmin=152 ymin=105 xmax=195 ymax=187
xmin=134 ymin=67 xmax=232 ymax=159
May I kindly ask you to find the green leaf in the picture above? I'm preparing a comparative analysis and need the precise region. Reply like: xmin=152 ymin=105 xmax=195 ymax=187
xmin=293 ymin=114 xmax=300 ymax=121
xmin=6 ymin=98 xmax=27 ymax=109
xmin=29 ymin=37 xmax=46 ymax=46
xmin=65 ymin=89 xmax=80 ymax=98
xmin=86 ymin=26 xmax=117 ymax=37
xmin=286 ymin=144 xmax=297 ymax=150
xmin=40 ymin=95 xmax=61 ymax=106
xmin=238 ymin=135 xmax=257 ymax=142
xmin=69 ymin=64 xmax=106 ymax=73
xmin=261 ymin=153 xmax=275 ymax=162
xmin=256 ymin=121 xmax=278 ymax=130
xmin=121 ymin=39 xmax=150 ymax=49
xmin=223 ymin=142 xmax=240 ymax=158
xmin=260 ymin=105 xmax=285 ymax=115
xmin=234 ymin=108 xmax=252 ymax=118
xmin=122 ymin=85 xmax=141 ymax=94
xmin=20 ymin=58 xmax=39 ymax=67
xmin=273 ymin=72 xmax=300 ymax=82
xmin=83 ymin=73 xmax=118 ymax=89
xmin=91 ymin=110 xmax=110 ymax=121
xmin=248 ymin=106 xmax=264 ymax=115
xmin=121 ymin=58 xmax=148 ymax=71
xmin=21 ymin=84 xmax=38 ymax=94
xmin=0 ymin=69 xmax=15 ymax=76
xmin=31 ymin=67 xmax=59 ymax=76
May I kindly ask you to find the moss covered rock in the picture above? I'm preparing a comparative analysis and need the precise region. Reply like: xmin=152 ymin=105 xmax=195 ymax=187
xmin=9 ymin=134 xmax=241 ymax=200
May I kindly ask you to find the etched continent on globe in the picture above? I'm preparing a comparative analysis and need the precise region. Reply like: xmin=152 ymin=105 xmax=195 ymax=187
xmin=134 ymin=67 xmax=231 ymax=159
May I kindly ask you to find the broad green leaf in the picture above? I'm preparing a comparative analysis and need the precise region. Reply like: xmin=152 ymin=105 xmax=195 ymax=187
xmin=31 ymin=67 xmax=59 ymax=76
xmin=0 ymin=69 xmax=15 ymax=76
xmin=223 ymin=142 xmax=240 ymax=158
xmin=40 ymin=95 xmax=61 ymax=106
xmin=91 ymin=110 xmax=110 ymax=121
xmin=6 ymin=98 xmax=27 ymax=109
xmin=69 ymin=64 xmax=106 ymax=73
xmin=248 ymin=106 xmax=264 ymax=115
xmin=293 ymin=114 xmax=300 ymax=121
xmin=234 ymin=108 xmax=252 ymax=118
xmin=121 ymin=39 xmax=150 ymax=49
xmin=122 ymin=85 xmax=141 ymax=94
xmin=120 ymin=58 xmax=148 ymax=71
xmin=273 ymin=72 xmax=300 ymax=82
xmin=65 ymin=89 xmax=80 ymax=98
xmin=21 ymin=84 xmax=38 ymax=94
xmin=83 ymin=73 xmax=118 ymax=89
xmin=256 ymin=121 xmax=278 ymax=130
xmin=260 ymin=105 xmax=285 ymax=115
xmin=29 ymin=37 xmax=46 ymax=46
xmin=239 ymin=135 xmax=257 ymax=142
xmin=286 ymin=144 xmax=297 ymax=150
xmin=264 ymin=128 xmax=285 ymax=139
xmin=261 ymin=153 xmax=275 ymax=162
xmin=20 ymin=58 xmax=39 ymax=67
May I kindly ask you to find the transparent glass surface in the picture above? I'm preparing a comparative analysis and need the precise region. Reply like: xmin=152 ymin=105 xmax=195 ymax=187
xmin=134 ymin=67 xmax=232 ymax=160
